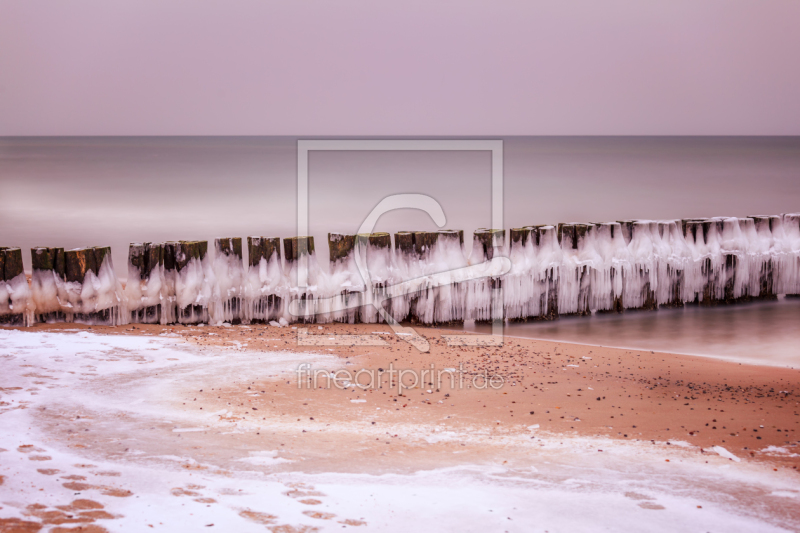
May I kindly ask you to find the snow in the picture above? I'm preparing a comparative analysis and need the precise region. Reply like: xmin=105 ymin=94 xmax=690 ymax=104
xmin=1 ymin=329 xmax=799 ymax=532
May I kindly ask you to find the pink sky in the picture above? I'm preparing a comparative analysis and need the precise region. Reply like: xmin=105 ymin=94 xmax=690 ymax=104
xmin=1 ymin=1 xmax=799 ymax=135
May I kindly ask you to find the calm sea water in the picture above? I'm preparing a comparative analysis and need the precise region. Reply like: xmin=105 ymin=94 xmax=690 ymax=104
xmin=2 ymin=136 xmax=799 ymax=362
xmin=466 ymin=297 xmax=800 ymax=367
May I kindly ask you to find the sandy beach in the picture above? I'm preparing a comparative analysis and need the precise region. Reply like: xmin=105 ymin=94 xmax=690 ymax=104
xmin=1 ymin=322 xmax=798 ymax=532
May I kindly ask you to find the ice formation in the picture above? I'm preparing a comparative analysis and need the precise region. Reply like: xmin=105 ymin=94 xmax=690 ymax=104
xmin=3 ymin=213 xmax=799 ymax=327
xmin=24 ymin=246 xmax=127 ymax=326
xmin=1 ymin=247 xmax=34 ymax=326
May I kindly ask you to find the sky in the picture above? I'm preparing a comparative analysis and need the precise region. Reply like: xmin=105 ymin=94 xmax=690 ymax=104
xmin=1 ymin=1 xmax=800 ymax=135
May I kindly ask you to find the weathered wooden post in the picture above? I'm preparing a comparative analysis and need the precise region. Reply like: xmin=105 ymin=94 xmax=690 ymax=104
xmin=626 ymin=221 xmax=658 ymax=310
xmin=360 ymin=232 xmax=392 ymax=323
xmin=470 ymin=228 xmax=505 ymax=323
xmin=244 ymin=236 xmax=284 ymax=324
xmin=719 ymin=218 xmax=746 ymax=305
xmin=284 ymin=236 xmax=319 ymax=323
xmin=160 ymin=242 xmax=179 ymax=324
xmin=173 ymin=240 xmax=210 ymax=324
xmin=658 ymin=221 xmax=688 ymax=308
xmin=529 ymin=225 xmax=560 ymax=320
xmin=212 ymin=237 xmax=244 ymax=324
xmin=410 ymin=231 xmax=440 ymax=325
xmin=784 ymin=213 xmax=800 ymax=297
xmin=681 ymin=219 xmax=703 ymax=304
xmin=747 ymin=216 xmax=779 ymax=300
xmin=592 ymin=222 xmax=626 ymax=313
xmin=391 ymin=231 xmax=416 ymax=323
xmin=62 ymin=246 xmax=126 ymax=325
xmin=506 ymin=227 xmax=535 ymax=321
xmin=327 ymin=233 xmax=361 ymax=324
xmin=0 ymin=247 xmax=30 ymax=325
xmin=31 ymin=247 xmax=67 ymax=323
xmin=429 ymin=229 xmax=466 ymax=325
xmin=127 ymin=242 xmax=165 ymax=324
xmin=556 ymin=223 xmax=593 ymax=316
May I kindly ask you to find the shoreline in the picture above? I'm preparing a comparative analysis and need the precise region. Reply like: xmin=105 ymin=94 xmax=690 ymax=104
xmin=4 ymin=321 xmax=798 ymax=470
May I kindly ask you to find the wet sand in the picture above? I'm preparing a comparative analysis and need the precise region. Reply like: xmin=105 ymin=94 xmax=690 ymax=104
xmin=14 ymin=322 xmax=800 ymax=470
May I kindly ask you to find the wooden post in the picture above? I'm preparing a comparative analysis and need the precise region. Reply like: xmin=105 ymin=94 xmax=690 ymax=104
xmin=284 ymin=236 xmax=315 ymax=263
xmin=412 ymin=231 xmax=438 ymax=256
xmin=784 ymin=213 xmax=800 ymax=297
xmin=471 ymin=229 xmax=505 ymax=323
xmin=0 ymin=248 xmax=26 ymax=325
xmin=65 ymin=248 xmax=98 ymax=284
xmin=246 ymin=236 xmax=283 ymax=324
xmin=212 ymin=237 xmax=244 ymax=324
xmin=248 ymin=236 xmax=281 ymax=267
xmin=63 ymin=247 xmax=120 ymax=325
xmin=328 ymin=233 xmax=356 ymax=264
xmin=473 ymin=228 xmax=505 ymax=260
xmin=128 ymin=243 xmax=164 ymax=324
xmin=173 ymin=240 xmax=209 ymax=325
xmin=31 ymin=247 xmax=66 ymax=323
xmin=284 ymin=236 xmax=317 ymax=323
xmin=3 ymin=247 xmax=24 ymax=281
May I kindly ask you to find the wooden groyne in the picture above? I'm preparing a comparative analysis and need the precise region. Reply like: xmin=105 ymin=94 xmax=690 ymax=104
xmin=2 ymin=213 xmax=799 ymax=327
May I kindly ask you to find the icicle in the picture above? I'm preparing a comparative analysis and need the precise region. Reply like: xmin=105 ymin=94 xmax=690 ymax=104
xmin=467 ymin=229 xmax=505 ymax=322
xmin=591 ymin=222 xmax=628 ymax=312
xmin=358 ymin=233 xmax=393 ymax=324
xmin=173 ymin=241 xmax=212 ymax=325
xmin=558 ymin=223 xmax=594 ymax=315
xmin=209 ymin=238 xmax=245 ymax=325
xmin=30 ymin=247 xmax=67 ymax=324
xmin=60 ymin=247 xmax=127 ymax=326
xmin=783 ymin=213 xmax=800 ymax=296
xmin=126 ymin=243 xmax=165 ymax=324
xmin=243 ymin=236 xmax=286 ymax=324
xmin=284 ymin=236 xmax=323 ymax=324
xmin=0 ymin=247 xmax=34 ymax=326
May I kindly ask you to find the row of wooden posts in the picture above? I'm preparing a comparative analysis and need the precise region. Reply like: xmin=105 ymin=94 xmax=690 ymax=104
xmin=1 ymin=213 xmax=798 ymax=327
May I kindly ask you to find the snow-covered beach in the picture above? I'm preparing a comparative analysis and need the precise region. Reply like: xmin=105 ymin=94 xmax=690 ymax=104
xmin=1 ymin=325 xmax=798 ymax=532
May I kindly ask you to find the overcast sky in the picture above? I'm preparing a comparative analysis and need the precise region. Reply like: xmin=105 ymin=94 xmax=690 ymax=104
xmin=1 ymin=1 xmax=799 ymax=135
